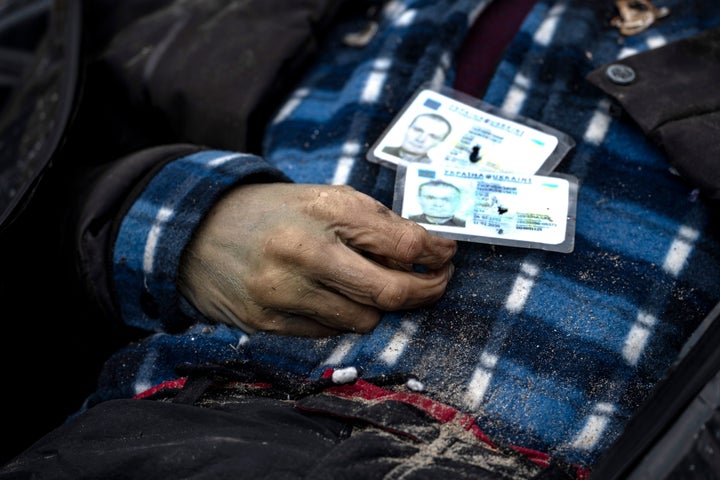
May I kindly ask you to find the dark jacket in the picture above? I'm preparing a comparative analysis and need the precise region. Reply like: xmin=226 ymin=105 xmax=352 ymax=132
xmin=0 ymin=0 xmax=353 ymax=461
xmin=1 ymin=0 xmax=720 ymax=477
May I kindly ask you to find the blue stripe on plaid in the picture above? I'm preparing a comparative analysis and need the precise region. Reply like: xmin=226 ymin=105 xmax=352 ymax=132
xmin=262 ymin=0 xmax=491 ymax=201
xmin=93 ymin=0 xmax=720 ymax=469
xmin=113 ymin=150 xmax=290 ymax=332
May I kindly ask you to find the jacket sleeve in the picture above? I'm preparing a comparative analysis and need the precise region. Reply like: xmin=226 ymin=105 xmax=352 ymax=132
xmin=71 ymin=144 xmax=292 ymax=334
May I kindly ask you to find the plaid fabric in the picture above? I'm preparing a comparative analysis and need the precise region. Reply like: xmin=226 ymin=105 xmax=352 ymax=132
xmin=113 ymin=151 xmax=291 ymax=332
xmin=103 ymin=0 xmax=720 ymax=469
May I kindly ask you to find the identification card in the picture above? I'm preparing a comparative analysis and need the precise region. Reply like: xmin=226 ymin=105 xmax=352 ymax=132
xmin=394 ymin=163 xmax=578 ymax=252
xmin=368 ymin=87 xmax=574 ymax=175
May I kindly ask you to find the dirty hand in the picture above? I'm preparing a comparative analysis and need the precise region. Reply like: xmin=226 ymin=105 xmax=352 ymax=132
xmin=178 ymin=183 xmax=457 ymax=336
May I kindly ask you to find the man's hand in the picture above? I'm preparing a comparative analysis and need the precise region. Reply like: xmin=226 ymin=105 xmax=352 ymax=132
xmin=178 ymin=183 xmax=457 ymax=336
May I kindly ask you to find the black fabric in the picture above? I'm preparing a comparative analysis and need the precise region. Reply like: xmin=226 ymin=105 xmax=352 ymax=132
xmin=58 ymin=0 xmax=369 ymax=328
xmin=0 ymin=398 xmax=348 ymax=480
xmin=0 ymin=391 xmax=573 ymax=479
xmin=0 ymin=0 xmax=81 ymax=228
xmin=297 ymin=395 xmax=442 ymax=442
xmin=0 ymin=358 xmax=581 ymax=478
xmin=0 ymin=1 xmax=360 ymax=462
xmin=0 ymin=3 xmax=112 ymax=462
xmin=586 ymin=26 xmax=720 ymax=201
xmin=91 ymin=0 xmax=357 ymax=155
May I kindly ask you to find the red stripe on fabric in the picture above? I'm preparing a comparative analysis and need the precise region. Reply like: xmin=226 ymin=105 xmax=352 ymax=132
xmin=320 ymin=368 xmax=587 ymax=477
xmin=509 ymin=445 xmax=551 ymax=468
xmin=133 ymin=378 xmax=274 ymax=399
xmin=133 ymin=378 xmax=187 ymax=399
xmin=320 ymin=368 xmax=496 ymax=447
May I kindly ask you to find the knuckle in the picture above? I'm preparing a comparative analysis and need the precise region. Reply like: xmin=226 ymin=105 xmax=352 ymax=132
xmin=244 ymin=273 xmax=275 ymax=301
xmin=392 ymin=224 xmax=426 ymax=263
xmin=373 ymin=281 xmax=410 ymax=310
xmin=305 ymin=185 xmax=356 ymax=217
xmin=244 ymin=267 xmax=293 ymax=304
xmin=262 ymin=226 xmax=308 ymax=260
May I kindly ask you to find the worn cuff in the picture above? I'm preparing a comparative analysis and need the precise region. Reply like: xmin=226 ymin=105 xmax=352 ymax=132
xmin=113 ymin=150 xmax=290 ymax=332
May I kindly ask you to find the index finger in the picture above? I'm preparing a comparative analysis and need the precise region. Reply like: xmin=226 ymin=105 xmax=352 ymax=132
xmin=336 ymin=200 xmax=458 ymax=269
xmin=314 ymin=243 xmax=455 ymax=311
